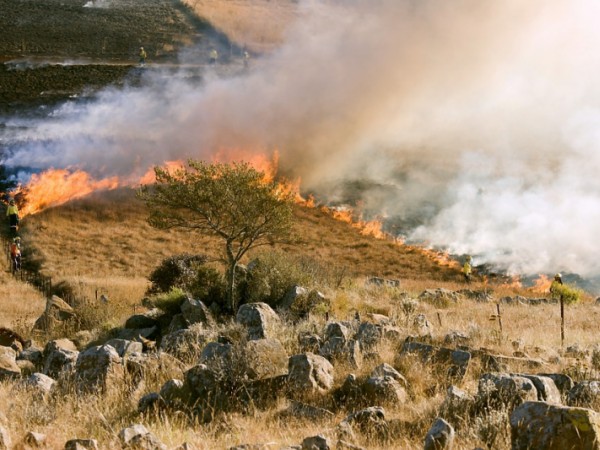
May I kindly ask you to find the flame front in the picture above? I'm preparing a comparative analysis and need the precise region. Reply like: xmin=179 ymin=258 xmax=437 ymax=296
xmin=19 ymin=169 xmax=120 ymax=217
xmin=530 ymin=274 xmax=552 ymax=293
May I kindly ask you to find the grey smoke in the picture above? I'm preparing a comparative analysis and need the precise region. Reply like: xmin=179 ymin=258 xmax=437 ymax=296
xmin=3 ymin=0 xmax=600 ymax=276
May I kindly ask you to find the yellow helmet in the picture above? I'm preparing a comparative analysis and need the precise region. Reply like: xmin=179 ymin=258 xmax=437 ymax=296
xmin=554 ymin=273 xmax=562 ymax=279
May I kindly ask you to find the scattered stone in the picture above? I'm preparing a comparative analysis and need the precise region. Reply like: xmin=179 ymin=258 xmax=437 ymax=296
xmin=105 ymin=339 xmax=143 ymax=357
xmin=364 ymin=376 xmax=407 ymax=405
xmin=75 ymin=344 xmax=124 ymax=393
xmin=0 ymin=346 xmax=20 ymax=380
xmin=333 ymin=373 xmax=363 ymax=406
xmin=199 ymin=342 xmax=233 ymax=374
xmin=443 ymin=331 xmax=470 ymax=346
xmin=355 ymin=322 xmax=383 ymax=351
xmin=288 ymin=353 xmax=335 ymax=395
xmin=33 ymin=295 xmax=76 ymax=332
xmin=424 ymin=418 xmax=455 ymax=450
xmin=43 ymin=339 xmax=79 ymax=378
xmin=18 ymin=346 xmax=43 ymax=369
xmin=159 ymin=379 xmax=188 ymax=409
xmin=400 ymin=339 xmax=471 ymax=380
xmin=301 ymin=435 xmax=331 ymax=450
xmin=366 ymin=277 xmax=400 ymax=288
xmin=119 ymin=424 xmax=166 ymax=449
xmin=24 ymin=431 xmax=46 ymax=447
xmin=413 ymin=314 xmax=433 ymax=337
xmin=243 ymin=339 xmax=288 ymax=380
xmin=340 ymin=407 xmax=388 ymax=442
xmin=419 ymin=289 xmax=461 ymax=305
xmin=324 ymin=322 xmax=350 ymax=341
xmin=180 ymin=296 xmax=214 ymax=327
xmin=440 ymin=385 xmax=475 ymax=425
xmin=510 ymin=401 xmax=600 ymax=450
xmin=278 ymin=401 xmax=334 ymax=421
xmin=370 ymin=363 xmax=407 ymax=387
xmin=23 ymin=372 xmax=55 ymax=396
xmin=567 ymin=381 xmax=600 ymax=407
xmin=319 ymin=337 xmax=363 ymax=369
xmin=478 ymin=373 xmax=538 ymax=409
xmin=64 ymin=439 xmax=99 ymax=450
xmin=236 ymin=303 xmax=280 ymax=340
xmin=456 ymin=289 xmax=493 ymax=302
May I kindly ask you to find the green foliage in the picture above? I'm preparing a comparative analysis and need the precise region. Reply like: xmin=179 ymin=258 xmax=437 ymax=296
xmin=147 ymin=254 xmax=208 ymax=294
xmin=244 ymin=251 xmax=313 ymax=306
xmin=146 ymin=287 xmax=188 ymax=315
xmin=138 ymin=160 xmax=297 ymax=312
xmin=550 ymin=281 xmax=582 ymax=305
xmin=189 ymin=265 xmax=227 ymax=306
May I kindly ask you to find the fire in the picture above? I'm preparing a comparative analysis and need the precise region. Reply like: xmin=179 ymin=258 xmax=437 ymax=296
xmin=530 ymin=274 xmax=552 ymax=293
xmin=139 ymin=160 xmax=184 ymax=184
xmin=18 ymin=168 xmax=119 ymax=217
xmin=503 ymin=275 xmax=523 ymax=289
xmin=416 ymin=248 xmax=460 ymax=269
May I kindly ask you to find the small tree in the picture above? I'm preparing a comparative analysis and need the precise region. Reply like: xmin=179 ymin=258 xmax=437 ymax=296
xmin=138 ymin=160 xmax=296 ymax=312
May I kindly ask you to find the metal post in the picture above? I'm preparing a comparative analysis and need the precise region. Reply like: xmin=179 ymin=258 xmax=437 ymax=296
xmin=496 ymin=303 xmax=503 ymax=337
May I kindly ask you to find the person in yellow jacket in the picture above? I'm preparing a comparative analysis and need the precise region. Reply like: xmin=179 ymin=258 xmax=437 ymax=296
xmin=463 ymin=255 xmax=472 ymax=283
xmin=209 ymin=48 xmax=218 ymax=65
xmin=139 ymin=47 xmax=147 ymax=66
xmin=6 ymin=199 xmax=19 ymax=234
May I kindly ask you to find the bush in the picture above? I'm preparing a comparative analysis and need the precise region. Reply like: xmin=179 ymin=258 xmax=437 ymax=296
xmin=243 ymin=251 xmax=313 ymax=306
xmin=189 ymin=265 xmax=227 ymax=306
xmin=550 ymin=283 xmax=582 ymax=305
xmin=146 ymin=287 xmax=187 ymax=315
xmin=147 ymin=254 xmax=208 ymax=294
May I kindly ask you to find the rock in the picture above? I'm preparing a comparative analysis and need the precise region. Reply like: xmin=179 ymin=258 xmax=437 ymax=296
xmin=64 ymin=439 xmax=99 ymax=450
xmin=370 ymin=363 xmax=407 ymax=387
xmin=539 ymin=373 xmax=574 ymax=396
xmin=243 ymin=339 xmax=288 ymax=380
xmin=355 ymin=322 xmax=383 ymax=351
xmin=301 ymin=435 xmax=331 ymax=450
xmin=159 ymin=379 xmax=187 ymax=408
xmin=319 ymin=338 xmax=363 ymax=369
xmin=33 ymin=295 xmax=76 ymax=332
xmin=278 ymin=401 xmax=334 ymax=421
xmin=0 ymin=346 xmax=20 ymax=380
xmin=520 ymin=374 xmax=561 ymax=403
xmin=333 ymin=374 xmax=363 ymax=406
xmin=160 ymin=327 xmax=212 ymax=360
xmin=568 ymin=381 xmax=600 ymax=407
xmin=16 ymin=359 xmax=35 ymax=376
xmin=363 ymin=376 xmax=407 ymax=405
xmin=324 ymin=322 xmax=350 ymax=341
xmin=23 ymin=372 xmax=55 ymax=396
xmin=443 ymin=331 xmax=470 ymax=346
xmin=418 ymin=289 xmax=460 ymax=305
xmin=279 ymin=285 xmax=308 ymax=310
xmin=180 ymin=296 xmax=214 ymax=327
xmin=478 ymin=373 xmax=538 ymax=409
xmin=239 ymin=375 xmax=288 ymax=410
xmin=400 ymin=340 xmax=471 ymax=381
xmin=124 ymin=352 xmax=185 ymax=390
xmin=236 ymin=303 xmax=280 ymax=340
xmin=43 ymin=339 xmax=79 ymax=378
xmin=167 ymin=314 xmax=188 ymax=334
xmin=105 ymin=339 xmax=143 ymax=357
xmin=75 ymin=344 xmax=124 ymax=393
xmin=298 ymin=333 xmax=322 ymax=353
xmin=424 ymin=418 xmax=455 ymax=450
xmin=199 ymin=342 xmax=233 ymax=374
xmin=413 ymin=314 xmax=433 ymax=337
xmin=125 ymin=309 xmax=162 ymax=329
xmin=366 ymin=277 xmax=400 ymax=288
xmin=440 ymin=385 xmax=475 ymax=425
xmin=510 ymin=401 xmax=600 ymax=450
xmin=184 ymin=364 xmax=229 ymax=419
xmin=288 ymin=353 xmax=334 ymax=395
xmin=114 ymin=326 xmax=160 ymax=343
xmin=565 ymin=343 xmax=589 ymax=359
xmin=24 ymin=431 xmax=46 ymax=447
xmin=340 ymin=407 xmax=388 ymax=442
xmin=138 ymin=393 xmax=166 ymax=414
xmin=119 ymin=424 xmax=166 ymax=449
xmin=18 ymin=346 xmax=43 ymax=369
xmin=0 ymin=426 xmax=11 ymax=450
xmin=0 ymin=327 xmax=28 ymax=350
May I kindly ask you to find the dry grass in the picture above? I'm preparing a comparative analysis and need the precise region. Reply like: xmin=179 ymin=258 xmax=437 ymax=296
xmin=0 ymin=264 xmax=46 ymax=330
xmin=182 ymin=0 xmax=299 ymax=52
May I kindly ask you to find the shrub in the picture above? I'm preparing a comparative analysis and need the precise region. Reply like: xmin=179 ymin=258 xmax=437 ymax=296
xmin=243 ymin=251 xmax=313 ymax=306
xmin=146 ymin=287 xmax=187 ymax=315
xmin=189 ymin=265 xmax=227 ymax=306
xmin=146 ymin=254 xmax=208 ymax=294
xmin=551 ymin=283 xmax=582 ymax=305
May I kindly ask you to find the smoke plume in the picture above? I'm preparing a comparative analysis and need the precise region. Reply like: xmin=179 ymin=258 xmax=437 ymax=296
xmin=4 ymin=0 xmax=600 ymax=276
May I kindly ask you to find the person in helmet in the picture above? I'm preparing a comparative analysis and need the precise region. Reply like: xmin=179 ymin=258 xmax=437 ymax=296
xmin=139 ymin=47 xmax=147 ymax=66
xmin=10 ymin=237 xmax=21 ymax=272
xmin=6 ymin=199 xmax=19 ymax=235
xmin=462 ymin=255 xmax=473 ymax=283
xmin=550 ymin=273 xmax=563 ymax=296
xmin=209 ymin=47 xmax=218 ymax=65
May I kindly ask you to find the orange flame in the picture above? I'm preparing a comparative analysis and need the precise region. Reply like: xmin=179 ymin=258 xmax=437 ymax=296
xmin=139 ymin=160 xmax=185 ymax=184
xmin=530 ymin=274 xmax=552 ymax=293
xmin=503 ymin=275 xmax=523 ymax=289
xmin=416 ymin=248 xmax=460 ymax=269
xmin=19 ymin=168 xmax=120 ymax=217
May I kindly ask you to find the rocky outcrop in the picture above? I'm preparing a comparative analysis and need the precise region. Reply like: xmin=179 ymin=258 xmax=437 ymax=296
xmin=288 ymin=353 xmax=335 ymax=396
xmin=75 ymin=344 xmax=124 ymax=393
xmin=33 ymin=295 xmax=76 ymax=332
xmin=0 ymin=346 xmax=20 ymax=380
xmin=236 ymin=303 xmax=280 ymax=340
xmin=43 ymin=339 xmax=79 ymax=378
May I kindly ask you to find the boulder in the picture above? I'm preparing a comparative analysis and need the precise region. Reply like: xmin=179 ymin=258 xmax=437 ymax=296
xmin=23 ymin=372 xmax=55 ymax=396
xmin=319 ymin=338 xmax=363 ymax=369
xmin=17 ymin=346 xmax=43 ymax=370
xmin=370 ymin=363 xmax=407 ymax=387
xmin=440 ymin=385 xmax=475 ymax=425
xmin=510 ymin=401 xmax=600 ymax=450
xmin=0 ymin=327 xmax=28 ymax=351
xmin=0 ymin=346 xmax=20 ymax=380
xmin=138 ymin=393 xmax=166 ymax=415
xmin=236 ymin=303 xmax=280 ymax=340
xmin=324 ymin=322 xmax=350 ymax=341
xmin=180 ymin=297 xmax=214 ymax=327
xmin=33 ymin=295 xmax=76 ymax=332
xmin=160 ymin=327 xmax=212 ymax=360
xmin=539 ymin=373 xmax=574 ymax=396
xmin=520 ymin=374 xmax=561 ymax=403
xmin=119 ymin=424 xmax=166 ymax=449
xmin=333 ymin=374 xmax=363 ymax=406
xmin=298 ymin=333 xmax=322 ymax=353
xmin=400 ymin=340 xmax=471 ymax=381
xmin=339 ymin=407 xmax=389 ymax=442
xmin=24 ymin=431 xmax=46 ymax=447
xmin=75 ymin=345 xmax=124 ymax=393
xmin=43 ymin=339 xmax=79 ymax=378
xmin=243 ymin=339 xmax=288 ymax=380
xmin=424 ymin=418 xmax=454 ymax=450
xmin=64 ymin=439 xmax=99 ymax=450
xmin=159 ymin=379 xmax=188 ymax=409
xmin=125 ymin=311 xmax=161 ymax=329
xmin=355 ymin=322 xmax=383 ymax=351
xmin=105 ymin=339 xmax=143 ymax=357
xmin=199 ymin=342 xmax=233 ymax=374
xmin=288 ymin=353 xmax=335 ymax=395
xmin=301 ymin=435 xmax=331 ymax=450
xmin=568 ymin=381 xmax=600 ymax=407
xmin=478 ymin=373 xmax=538 ymax=409
xmin=184 ymin=364 xmax=229 ymax=418
xmin=279 ymin=285 xmax=308 ymax=310
xmin=364 ymin=376 xmax=407 ymax=405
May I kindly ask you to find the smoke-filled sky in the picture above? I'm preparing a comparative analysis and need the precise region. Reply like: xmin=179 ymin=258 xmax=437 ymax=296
xmin=4 ymin=0 xmax=600 ymax=276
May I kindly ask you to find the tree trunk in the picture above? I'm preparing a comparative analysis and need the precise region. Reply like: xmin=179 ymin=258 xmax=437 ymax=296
xmin=225 ymin=243 xmax=237 ymax=313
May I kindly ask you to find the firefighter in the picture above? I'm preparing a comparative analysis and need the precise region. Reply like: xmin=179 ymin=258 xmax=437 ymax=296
xmin=10 ymin=237 xmax=21 ymax=272
xmin=6 ymin=199 xmax=18 ymax=235
xmin=139 ymin=47 xmax=147 ymax=66
xmin=243 ymin=50 xmax=250 ymax=68
xmin=463 ymin=255 xmax=472 ymax=283
xmin=550 ymin=273 xmax=563 ymax=296
xmin=209 ymin=48 xmax=218 ymax=65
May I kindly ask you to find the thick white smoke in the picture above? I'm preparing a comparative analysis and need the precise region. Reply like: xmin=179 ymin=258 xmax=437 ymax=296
xmin=4 ymin=0 xmax=600 ymax=276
